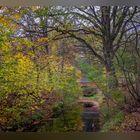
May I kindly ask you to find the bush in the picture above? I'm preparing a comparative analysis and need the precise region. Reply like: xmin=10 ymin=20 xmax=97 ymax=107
xmin=100 ymin=111 xmax=124 ymax=132
xmin=99 ymin=89 xmax=126 ymax=132
xmin=38 ymin=104 xmax=83 ymax=132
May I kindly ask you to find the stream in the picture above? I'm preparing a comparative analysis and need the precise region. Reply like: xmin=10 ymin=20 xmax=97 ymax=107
xmin=81 ymin=103 xmax=100 ymax=132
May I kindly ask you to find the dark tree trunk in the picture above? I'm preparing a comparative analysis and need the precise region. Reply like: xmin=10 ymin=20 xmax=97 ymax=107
xmin=136 ymin=59 xmax=140 ymax=102
xmin=103 ymin=42 xmax=118 ymax=89
xmin=105 ymin=57 xmax=118 ymax=89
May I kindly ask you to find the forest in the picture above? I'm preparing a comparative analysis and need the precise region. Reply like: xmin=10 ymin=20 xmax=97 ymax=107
xmin=0 ymin=6 xmax=140 ymax=132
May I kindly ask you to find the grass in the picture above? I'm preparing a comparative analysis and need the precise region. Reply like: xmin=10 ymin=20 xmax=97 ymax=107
xmin=83 ymin=92 xmax=103 ymax=103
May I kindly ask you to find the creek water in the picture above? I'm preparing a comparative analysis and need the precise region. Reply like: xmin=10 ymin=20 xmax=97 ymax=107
xmin=81 ymin=103 xmax=100 ymax=132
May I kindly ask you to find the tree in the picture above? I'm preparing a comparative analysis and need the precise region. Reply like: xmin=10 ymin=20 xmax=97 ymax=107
xmin=48 ymin=6 xmax=139 ymax=89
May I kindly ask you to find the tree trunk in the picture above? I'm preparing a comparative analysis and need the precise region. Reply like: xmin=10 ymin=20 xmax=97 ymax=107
xmin=105 ymin=61 xmax=118 ymax=89
xmin=104 ymin=51 xmax=118 ymax=89
xmin=101 ymin=6 xmax=118 ymax=89
xmin=136 ymin=59 xmax=140 ymax=103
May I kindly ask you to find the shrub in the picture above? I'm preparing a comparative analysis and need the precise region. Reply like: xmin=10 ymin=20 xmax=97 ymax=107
xmin=100 ymin=111 xmax=124 ymax=132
